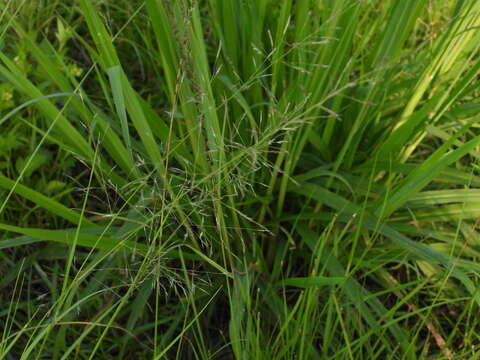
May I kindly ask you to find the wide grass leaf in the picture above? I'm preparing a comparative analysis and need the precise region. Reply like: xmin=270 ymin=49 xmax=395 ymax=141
xmin=0 ymin=223 xmax=148 ymax=254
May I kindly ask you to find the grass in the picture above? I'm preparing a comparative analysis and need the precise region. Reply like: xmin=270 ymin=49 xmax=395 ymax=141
xmin=1 ymin=0 xmax=480 ymax=358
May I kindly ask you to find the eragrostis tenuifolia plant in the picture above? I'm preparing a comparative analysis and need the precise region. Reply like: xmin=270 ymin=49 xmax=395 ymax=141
xmin=1 ymin=0 xmax=480 ymax=358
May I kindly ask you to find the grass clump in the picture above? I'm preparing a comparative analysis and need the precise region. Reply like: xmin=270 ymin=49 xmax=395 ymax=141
xmin=1 ymin=0 xmax=480 ymax=358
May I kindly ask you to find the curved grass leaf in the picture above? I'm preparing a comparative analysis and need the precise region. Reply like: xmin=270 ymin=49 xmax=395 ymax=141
xmin=0 ymin=175 xmax=96 ymax=227
xmin=0 ymin=223 xmax=148 ymax=254
xmin=289 ymin=180 xmax=480 ymax=306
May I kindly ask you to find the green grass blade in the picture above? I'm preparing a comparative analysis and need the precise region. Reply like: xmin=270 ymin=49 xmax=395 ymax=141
xmin=0 ymin=175 xmax=96 ymax=227
xmin=0 ymin=223 xmax=148 ymax=255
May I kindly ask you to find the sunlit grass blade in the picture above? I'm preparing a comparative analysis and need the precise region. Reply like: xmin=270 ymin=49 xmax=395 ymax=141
xmin=375 ymin=119 xmax=480 ymax=218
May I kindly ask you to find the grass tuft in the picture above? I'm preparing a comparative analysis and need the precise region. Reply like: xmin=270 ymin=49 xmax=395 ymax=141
xmin=1 ymin=0 xmax=480 ymax=358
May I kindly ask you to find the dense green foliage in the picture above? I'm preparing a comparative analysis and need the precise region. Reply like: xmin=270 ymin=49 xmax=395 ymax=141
xmin=1 ymin=0 xmax=480 ymax=358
